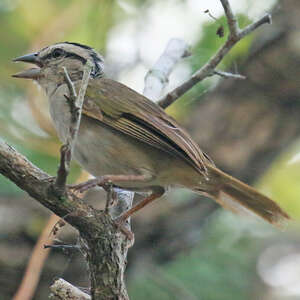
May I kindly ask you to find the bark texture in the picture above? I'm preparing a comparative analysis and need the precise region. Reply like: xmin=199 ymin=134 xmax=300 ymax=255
xmin=0 ymin=138 xmax=129 ymax=300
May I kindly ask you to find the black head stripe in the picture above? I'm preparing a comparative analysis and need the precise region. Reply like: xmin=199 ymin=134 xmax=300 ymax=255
xmin=65 ymin=52 xmax=87 ymax=64
xmin=41 ymin=50 xmax=87 ymax=65
xmin=90 ymin=52 xmax=103 ymax=78
xmin=64 ymin=42 xmax=93 ymax=50
xmin=40 ymin=42 xmax=104 ymax=77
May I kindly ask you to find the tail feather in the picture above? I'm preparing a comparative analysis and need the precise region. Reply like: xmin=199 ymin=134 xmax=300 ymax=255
xmin=200 ymin=166 xmax=290 ymax=227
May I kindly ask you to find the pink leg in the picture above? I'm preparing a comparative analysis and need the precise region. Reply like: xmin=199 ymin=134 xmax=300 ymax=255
xmin=115 ymin=187 xmax=165 ymax=225
xmin=70 ymin=174 xmax=149 ymax=193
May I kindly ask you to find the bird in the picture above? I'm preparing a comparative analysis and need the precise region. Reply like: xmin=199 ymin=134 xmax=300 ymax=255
xmin=12 ymin=42 xmax=289 ymax=226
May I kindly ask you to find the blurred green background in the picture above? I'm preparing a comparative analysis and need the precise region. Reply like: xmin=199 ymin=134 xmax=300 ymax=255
xmin=1 ymin=0 xmax=300 ymax=299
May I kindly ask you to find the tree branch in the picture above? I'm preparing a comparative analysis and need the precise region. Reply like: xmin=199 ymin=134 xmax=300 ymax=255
xmin=220 ymin=0 xmax=240 ymax=38
xmin=158 ymin=1 xmax=272 ymax=109
xmin=54 ymin=63 xmax=92 ymax=193
xmin=213 ymin=70 xmax=246 ymax=80
xmin=143 ymin=38 xmax=190 ymax=101
xmin=50 ymin=278 xmax=90 ymax=300
xmin=0 ymin=138 xmax=90 ymax=227
xmin=0 ymin=137 xmax=131 ymax=299
xmin=239 ymin=13 xmax=271 ymax=39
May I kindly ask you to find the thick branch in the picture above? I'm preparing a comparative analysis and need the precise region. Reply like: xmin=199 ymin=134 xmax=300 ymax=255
xmin=158 ymin=2 xmax=271 ymax=109
xmin=143 ymin=38 xmax=190 ymax=101
xmin=50 ymin=278 xmax=90 ymax=300
xmin=0 ymin=138 xmax=92 ymax=229
xmin=145 ymin=38 xmax=189 ymax=103
xmin=0 ymin=138 xmax=130 ymax=300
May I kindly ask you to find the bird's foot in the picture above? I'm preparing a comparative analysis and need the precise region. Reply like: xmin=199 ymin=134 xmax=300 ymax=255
xmin=69 ymin=177 xmax=111 ymax=193
xmin=114 ymin=215 xmax=135 ymax=247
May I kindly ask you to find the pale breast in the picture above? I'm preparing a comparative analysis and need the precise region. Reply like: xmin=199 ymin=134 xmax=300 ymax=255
xmin=48 ymin=84 xmax=72 ymax=143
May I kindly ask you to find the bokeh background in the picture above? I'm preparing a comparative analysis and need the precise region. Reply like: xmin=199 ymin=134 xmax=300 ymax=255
xmin=1 ymin=0 xmax=300 ymax=299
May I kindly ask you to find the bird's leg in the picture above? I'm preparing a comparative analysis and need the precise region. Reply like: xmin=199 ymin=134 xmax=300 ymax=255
xmin=69 ymin=174 xmax=148 ymax=193
xmin=114 ymin=187 xmax=165 ymax=226
xmin=70 ymin=175 xmax=164 ymax=243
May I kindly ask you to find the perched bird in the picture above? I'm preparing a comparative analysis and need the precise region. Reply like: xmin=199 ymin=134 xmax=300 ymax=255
xmin=13 ymin=42 xmax=289 ymax=226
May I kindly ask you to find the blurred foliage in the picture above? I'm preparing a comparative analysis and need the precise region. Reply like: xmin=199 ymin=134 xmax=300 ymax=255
xmin=129 ymin=212 xmax=268 ymax=300
xmin=258 ymin=141 xmax=300 ymax=220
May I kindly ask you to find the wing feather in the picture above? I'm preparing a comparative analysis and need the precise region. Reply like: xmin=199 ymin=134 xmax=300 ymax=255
xmin=82 ymin=78 xmax=213 ymax=174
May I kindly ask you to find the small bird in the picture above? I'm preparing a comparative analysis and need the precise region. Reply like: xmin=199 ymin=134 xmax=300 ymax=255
xmin=13 ymin=42 xmax=289 ymax=226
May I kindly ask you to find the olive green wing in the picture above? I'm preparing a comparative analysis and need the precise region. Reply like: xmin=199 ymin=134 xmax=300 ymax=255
xmin=82 ymin=78 xmax=213 ymax=174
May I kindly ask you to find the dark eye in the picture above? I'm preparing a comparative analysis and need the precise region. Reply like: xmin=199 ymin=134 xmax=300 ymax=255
xmin=52 ymin=48 xmax=64 ymax=59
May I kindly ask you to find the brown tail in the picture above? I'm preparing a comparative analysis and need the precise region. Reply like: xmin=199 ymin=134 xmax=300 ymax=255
xmin=197 ymin=165 xmax=290 ymax=227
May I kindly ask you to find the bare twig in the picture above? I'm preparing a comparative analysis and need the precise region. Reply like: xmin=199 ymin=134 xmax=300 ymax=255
xmin=220 ymin=0 xmax=240 ymax=38
xmin=214 ymin=70 xmax=246 ymax=79
xmin=54 ymin=63 xmax=93 ymax=193
xmin=239 ymin=13 xmax=272 ymax=39
xmin=158 ymin=1 xmax=272 ymax=109
xmin=44 ymin=244 xmax=80 ymax=251
xmin=63 ymin=67 xmax=77 ymax=100
xmin=50 ymin=278 xmax=90 ymax=300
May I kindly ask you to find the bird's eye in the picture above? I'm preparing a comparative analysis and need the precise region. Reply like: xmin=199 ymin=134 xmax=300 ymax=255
xmin=52 ymin=48 xmax=64 ymax=59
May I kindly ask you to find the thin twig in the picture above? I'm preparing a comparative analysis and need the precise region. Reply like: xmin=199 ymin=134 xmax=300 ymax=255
xmin=158 ymin=1 xmax=272 ymax=109
xmin=239 ymin=13 xmax=272 ymax=39
xmin=214 ymin=70 xmax=246 ymax=80
xmin=220 ymin=0 xmax=240 ymax=38
xmin=63 ymin=67 xmax=77 ymax=99
xmin=54 ymin=62 xmax=93 ymax=193
xmin=44 ymin=244 xmax=80 ymax=251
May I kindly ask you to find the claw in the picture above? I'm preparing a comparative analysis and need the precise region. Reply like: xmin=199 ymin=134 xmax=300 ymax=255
xmin=114 ymin=217 xmax=134 ymax=247
xmin=114 ymin=214 xmax=128 ymax=226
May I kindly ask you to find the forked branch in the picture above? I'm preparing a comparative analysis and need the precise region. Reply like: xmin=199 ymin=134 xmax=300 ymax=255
xmin=158 ymin=1 xmax=272 ymax=108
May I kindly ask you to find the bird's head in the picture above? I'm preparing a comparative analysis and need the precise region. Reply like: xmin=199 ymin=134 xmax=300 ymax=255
xmin=12 ymin=42 xmax=104 ymax=86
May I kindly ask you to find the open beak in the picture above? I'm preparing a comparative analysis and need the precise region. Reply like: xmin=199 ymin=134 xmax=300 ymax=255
xmin=12 ymin=52 xmax=43 ymax=79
